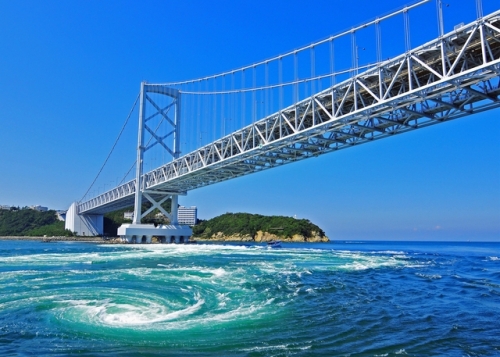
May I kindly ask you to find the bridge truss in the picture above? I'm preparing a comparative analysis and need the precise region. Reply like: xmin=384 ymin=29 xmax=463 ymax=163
xmin=79 ymin=9 xmax=500 ymax=215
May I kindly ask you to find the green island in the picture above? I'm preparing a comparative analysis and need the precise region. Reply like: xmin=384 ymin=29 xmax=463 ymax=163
xmin=192 ymin=213 xmax=329 ymax=243
xmin=0 ymin=207 xmax=329 ymax=243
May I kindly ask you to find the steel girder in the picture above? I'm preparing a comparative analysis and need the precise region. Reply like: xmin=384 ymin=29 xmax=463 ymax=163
xmin=79 ymin=180 xmax=136 ymax=214
xmin=79 ymin=10 xmax=500 ymax=215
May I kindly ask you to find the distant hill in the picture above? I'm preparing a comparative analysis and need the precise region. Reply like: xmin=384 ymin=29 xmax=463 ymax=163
xmin=192 ymin=213 xmax=329 ymax=242
xmin=0 ymin=208 xmax=72 ymax=237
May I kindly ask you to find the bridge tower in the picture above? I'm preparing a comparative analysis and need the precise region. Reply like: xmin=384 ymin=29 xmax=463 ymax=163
xmin=117 ymin=82 xmax=192 ymax=243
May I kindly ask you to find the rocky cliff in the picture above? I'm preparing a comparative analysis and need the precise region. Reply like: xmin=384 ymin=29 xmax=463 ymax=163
xmin=198 ymin=230 xmax=329 ymax=243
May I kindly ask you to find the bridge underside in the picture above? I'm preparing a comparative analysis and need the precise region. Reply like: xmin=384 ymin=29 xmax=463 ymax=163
xmin=79 ymin=11 xmax=500 ymax=215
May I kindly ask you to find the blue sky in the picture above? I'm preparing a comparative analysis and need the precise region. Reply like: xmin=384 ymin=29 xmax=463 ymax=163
xmin=1 ymin=0 xmax=499 ymax=241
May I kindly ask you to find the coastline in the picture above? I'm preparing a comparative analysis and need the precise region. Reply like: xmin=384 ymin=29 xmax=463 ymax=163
xmin=194 ymin=237 xmax=329 ymax=243
xmin=0 ymin=236 xmax=114 ymax=243
xmin=195 ymin=230 xmax=329 ymax=243
xmin=0 ymin=236 xmax=329 ymax=244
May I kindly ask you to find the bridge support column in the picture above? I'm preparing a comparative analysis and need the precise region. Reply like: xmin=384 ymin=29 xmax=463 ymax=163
xmin=65 ymin=202 xmax=103 ymax=236
xmin=171 ymin=195 xmax=179 ymax=225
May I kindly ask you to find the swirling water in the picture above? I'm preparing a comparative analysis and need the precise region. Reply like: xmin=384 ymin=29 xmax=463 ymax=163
xmin=0 ymin=240 xmax=499 ymax=356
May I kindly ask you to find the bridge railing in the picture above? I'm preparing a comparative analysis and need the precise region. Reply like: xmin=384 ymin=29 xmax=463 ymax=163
xmin=78 ymin=180 xmax=136 ymax=214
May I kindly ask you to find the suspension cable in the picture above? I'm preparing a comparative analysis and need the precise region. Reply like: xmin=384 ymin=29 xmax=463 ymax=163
xmin=79 ymin=93 xmax=140 ymax=202
xmin=119 ymin=162 xmax=136 ymax=186
xmin=179 ymin=63 xmax=377 ymax=95
xmin=159 ymin=0 xmax=429 ymax=86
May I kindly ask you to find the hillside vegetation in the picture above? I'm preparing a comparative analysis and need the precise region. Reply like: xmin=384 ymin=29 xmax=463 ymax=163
xmin=192 ymin=212 xmax=327 ymax=241
xmin=0 ymin=209 xmax=72 ymax=236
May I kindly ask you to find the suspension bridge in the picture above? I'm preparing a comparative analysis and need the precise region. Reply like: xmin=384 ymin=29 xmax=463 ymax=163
xmin=65 ymin=0 xmax=500 ymax=242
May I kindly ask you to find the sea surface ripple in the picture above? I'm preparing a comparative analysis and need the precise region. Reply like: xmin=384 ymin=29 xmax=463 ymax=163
xmin=0 ymin=240 xmax=499 ymax=356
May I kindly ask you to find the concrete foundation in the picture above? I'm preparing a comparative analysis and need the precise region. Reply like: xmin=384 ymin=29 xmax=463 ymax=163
xmin=117 ymin=223 xmax=192 ymax=244
xmin=65 ymin=202 xmax=103 ymax=236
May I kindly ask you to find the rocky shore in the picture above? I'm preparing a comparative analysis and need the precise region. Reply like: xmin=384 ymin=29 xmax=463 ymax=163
xmin=196 ymin=230 xmax=329 ymax=243
xmin=0 ymin=236 xmax=119 ymax=243
xmin=1 ymin=231 xmax=329 ymax=244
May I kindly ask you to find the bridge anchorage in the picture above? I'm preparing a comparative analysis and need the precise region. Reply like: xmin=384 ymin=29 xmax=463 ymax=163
xmin=66 ymin=0 xmax=500 ymax=242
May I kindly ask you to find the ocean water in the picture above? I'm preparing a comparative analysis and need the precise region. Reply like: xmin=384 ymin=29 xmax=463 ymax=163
xmin=0 ymin=240 xmax=499 ymax=356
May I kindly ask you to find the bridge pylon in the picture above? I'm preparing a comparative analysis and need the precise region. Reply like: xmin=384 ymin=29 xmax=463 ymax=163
xmin=117 ymin=82 xmax=193 ymax=243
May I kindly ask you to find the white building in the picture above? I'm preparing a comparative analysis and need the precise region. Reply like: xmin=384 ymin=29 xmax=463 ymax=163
xmin=124 ymin=211 xmax=134 ymax=220
xmin=178 ymin=206 xmax=197 ymax=226
xmin=30 ymin=205 xmax=48 ymax=212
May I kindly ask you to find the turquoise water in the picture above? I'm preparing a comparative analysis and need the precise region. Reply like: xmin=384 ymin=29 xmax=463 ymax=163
xmin=0 ymin=240 xmax=499 ymax=356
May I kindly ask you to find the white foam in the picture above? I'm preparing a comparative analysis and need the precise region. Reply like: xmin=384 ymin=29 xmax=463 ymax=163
xmin=367 ymin=250 xmax=407 ymax=255
xmin=416 ymin=272 xmax=442 ymax=280
xmin=199 ymin=267 xmax=227 ymax=277
xmin=61 ymin=297 xmax=205 ymax=327
xmin=336 ymin=255 xmax=405 ymax=271
xmin=241 ymin=344 xmax=289 ymax=352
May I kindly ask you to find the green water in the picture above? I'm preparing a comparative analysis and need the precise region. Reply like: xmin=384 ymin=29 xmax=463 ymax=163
xmin=1 ymin=240 xmax=499 ymax=356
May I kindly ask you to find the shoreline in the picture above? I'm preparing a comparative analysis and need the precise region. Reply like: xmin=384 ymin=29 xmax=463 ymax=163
xmin=0 ymin=236 xmax=330 ymax=244
xmin=0 ymin=236 xmax=114 ymax=243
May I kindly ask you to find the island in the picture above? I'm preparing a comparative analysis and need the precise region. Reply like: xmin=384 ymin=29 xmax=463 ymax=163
xmin=192 ymin=213 xmax=329 ymax=243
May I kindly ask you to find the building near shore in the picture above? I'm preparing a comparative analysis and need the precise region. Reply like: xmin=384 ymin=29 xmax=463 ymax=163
xmin=124 ymin=211 xmax=134 ymax=220
xmin=178 ymin=206 xmax=197 ymax=226
xmin=30 ymin=205 xmax=48 ymax=212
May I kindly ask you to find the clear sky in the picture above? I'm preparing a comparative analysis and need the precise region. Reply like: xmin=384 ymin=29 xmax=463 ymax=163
xmin=1 ymin=0 xmax=499 ymax=241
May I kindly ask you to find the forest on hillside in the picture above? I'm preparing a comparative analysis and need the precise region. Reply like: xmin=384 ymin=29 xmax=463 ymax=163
xmin=0 ymin=209 xmax=72 ymax=236
xmin=192 ymin=212 xmax=325 ymax=239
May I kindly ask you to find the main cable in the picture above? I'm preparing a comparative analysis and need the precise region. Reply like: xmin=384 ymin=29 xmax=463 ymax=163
xmin=80 ymin=93 xmax=140 ymax=202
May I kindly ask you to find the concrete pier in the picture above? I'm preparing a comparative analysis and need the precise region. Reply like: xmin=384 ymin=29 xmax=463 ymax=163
xmin=117 ymin=223 xmax=192 ymax=244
